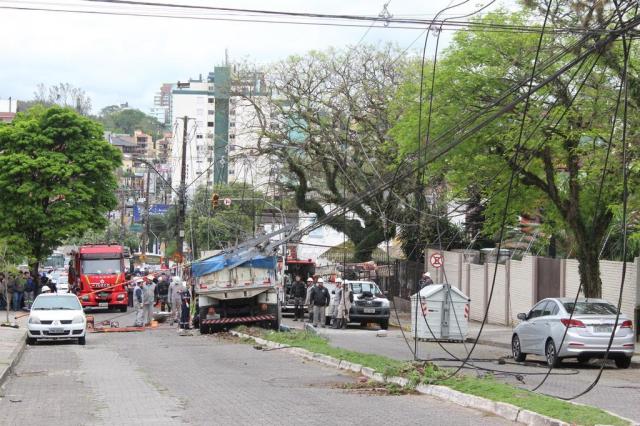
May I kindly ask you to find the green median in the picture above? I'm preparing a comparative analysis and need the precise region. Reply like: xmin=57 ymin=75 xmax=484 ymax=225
xmin=242 ymin=328 xmax=627 ymax=426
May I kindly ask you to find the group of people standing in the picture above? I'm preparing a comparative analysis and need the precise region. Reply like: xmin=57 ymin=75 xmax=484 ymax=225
xmin=131 ymin=274 xmax=190 ymax=330
xmin=289 ymin=275 xmax=352 ymax=329
xmin=0 ymin=270 xmax=58 ymax=311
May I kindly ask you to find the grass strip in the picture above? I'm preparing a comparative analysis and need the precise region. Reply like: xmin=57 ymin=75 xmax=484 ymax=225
xmin=247 ymin=328 xmax=627 ymax=426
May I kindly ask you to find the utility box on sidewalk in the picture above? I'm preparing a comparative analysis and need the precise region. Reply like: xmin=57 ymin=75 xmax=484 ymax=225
xmin=410 ymin=284 xmax=470 ymax=341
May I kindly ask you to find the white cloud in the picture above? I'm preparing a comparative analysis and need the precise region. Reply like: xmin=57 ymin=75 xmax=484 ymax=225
xmin=0 ymin=0 xmax=512 ymax=112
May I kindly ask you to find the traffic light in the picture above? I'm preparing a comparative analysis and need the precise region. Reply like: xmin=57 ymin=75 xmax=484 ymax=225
xmin=211 ymin=193 xmax=219 ymax=208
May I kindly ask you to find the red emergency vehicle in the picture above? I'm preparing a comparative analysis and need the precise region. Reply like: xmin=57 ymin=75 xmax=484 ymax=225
xmin=69 ymin=244 xmax=128 ymax=311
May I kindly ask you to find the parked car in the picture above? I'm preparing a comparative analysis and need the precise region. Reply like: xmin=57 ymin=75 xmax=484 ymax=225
xmin=512 ymin=298 xmax=634 ymax=368
xmin=27 ymin=293 xmax=87 ymax=345
xmin=344 ymin=280 xmax=390 ymax=329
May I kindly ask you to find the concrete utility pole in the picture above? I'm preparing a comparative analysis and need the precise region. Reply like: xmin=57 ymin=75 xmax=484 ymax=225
xmin=120 ymin=189 xmax=126 ymax=244
xmin=176 ymin=116 xmax=189 ymax=261
xmin=142 ymin=166 xmax=151 ymax=256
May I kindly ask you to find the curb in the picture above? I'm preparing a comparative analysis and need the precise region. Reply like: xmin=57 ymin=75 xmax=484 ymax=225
xmin=0 ymin=329 xmax=26 ymax=387
xmin=230 ymin=330 xmax=579 ymax=426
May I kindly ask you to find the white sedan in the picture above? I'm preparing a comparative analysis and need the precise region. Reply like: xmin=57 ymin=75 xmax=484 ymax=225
xmin=27 ymin=294 xmax=87 ymax=345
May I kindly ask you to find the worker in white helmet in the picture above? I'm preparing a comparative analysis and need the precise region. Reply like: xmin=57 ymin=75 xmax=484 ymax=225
xmin=168 ymin=276 xmax=186 ymax=325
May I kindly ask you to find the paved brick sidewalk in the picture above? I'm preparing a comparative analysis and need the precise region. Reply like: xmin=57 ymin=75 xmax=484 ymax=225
xmin=0 ymin=311 xmax=28 ymax=386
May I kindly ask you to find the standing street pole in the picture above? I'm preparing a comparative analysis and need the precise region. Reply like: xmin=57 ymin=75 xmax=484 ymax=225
xmin=176 ymin=116 xmax=189 ymax=263
xmin=120 ymin=189 xmax=126 ymax=245
xmin=142 ymin=166 xmax=151 ymax=257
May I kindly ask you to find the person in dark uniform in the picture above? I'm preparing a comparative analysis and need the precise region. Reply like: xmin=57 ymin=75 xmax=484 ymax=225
xmin=126 ymin=273 xmax=134 ymax=307
xmin=179 ymin=287 xmax=191 ymax=330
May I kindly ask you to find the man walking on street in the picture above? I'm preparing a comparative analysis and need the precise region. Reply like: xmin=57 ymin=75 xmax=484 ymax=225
xmin=143 ymin=277 xmax=156 ymax=326
xmin=334 ymin=278 xmax=352 ymax=329
xmin=290 ymin=275 xmax=306 ymax=321
xmin=13 ymin=272 xmax=25 ymax=311
xmin=329 ymin=280 xmax=341 ymax=327
xmin=168 ymin=276 xmax=185 ymax=325
xmin=309 ymin=278 xmax=330 ymax=328
xmin=133 ymin=278 xmax=145 ymax=327
xmin=156 ymin=275 xmax=170 ymax=311
xmin=304 ymin=277 xmax=315 ymax=323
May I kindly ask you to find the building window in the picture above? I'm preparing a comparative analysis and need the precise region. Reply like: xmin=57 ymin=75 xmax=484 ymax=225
xmin=208 ymin=98 xmax=214 ymax=103
xmin=230 ymin=122 xmax=235 ymax=127
xmin=229 ymin=134 xmax=236 ymax=140
xmin=196 ymin=134 xmax=203 ymax=139
xmin=208 ymin=110 xmax=214 ymax=115
xmin=208 ymin=122 xmax=214 ymax=127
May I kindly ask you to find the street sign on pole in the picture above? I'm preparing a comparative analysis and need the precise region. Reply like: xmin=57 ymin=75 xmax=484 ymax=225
xmin=223 ymin=197 xmax=232 ymax=206
xmin=430 ymin=253 xmax=444 ymax=269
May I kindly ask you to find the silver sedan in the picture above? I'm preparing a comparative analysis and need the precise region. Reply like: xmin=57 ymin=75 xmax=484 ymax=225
xmin=512 ymin=298 xmax=635 ymax=369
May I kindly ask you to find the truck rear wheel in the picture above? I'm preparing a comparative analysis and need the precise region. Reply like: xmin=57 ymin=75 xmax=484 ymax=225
xmin=199 ymin=306 xmax=212 ymax=334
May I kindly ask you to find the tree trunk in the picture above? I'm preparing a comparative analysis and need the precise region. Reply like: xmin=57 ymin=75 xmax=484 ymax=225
xmin=30 ymin=261 xmax=40 ymax=282
xmin=575 ymin=241 xmax=602 ymax=298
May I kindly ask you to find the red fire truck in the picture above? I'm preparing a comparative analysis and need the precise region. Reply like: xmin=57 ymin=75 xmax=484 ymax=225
xmin=69 ymin=244 xmax=128 ymax=311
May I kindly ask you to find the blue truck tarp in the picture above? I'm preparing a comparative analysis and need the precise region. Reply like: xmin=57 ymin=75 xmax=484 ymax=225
xmin=191 ymin=253 xmax=277 ymax=277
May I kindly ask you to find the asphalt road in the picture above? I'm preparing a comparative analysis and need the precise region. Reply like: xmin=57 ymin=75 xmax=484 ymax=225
xmin=282 ymin=318 xmax=640 ymax=423
xmin=0 ymin=310 xmax=514 ymax=426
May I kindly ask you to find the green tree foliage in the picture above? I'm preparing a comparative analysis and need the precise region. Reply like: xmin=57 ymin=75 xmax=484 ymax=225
xmin=392 ymin=8 xmax=639 ymax=297
xmin=0 ymin=106 xmax=122 ymax=274
xmin=98 ymin=105 xmax=164 ymax=140
xmin=186 ymin=183 xmax=265 ymax=257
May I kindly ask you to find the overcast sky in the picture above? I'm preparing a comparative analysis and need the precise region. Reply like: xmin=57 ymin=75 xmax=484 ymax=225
xmin=0 ymin=0 xmax=514 ymax=114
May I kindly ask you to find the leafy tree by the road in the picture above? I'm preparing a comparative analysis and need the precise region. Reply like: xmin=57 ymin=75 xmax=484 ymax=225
xmin=248 ymin=45 xmax=416 ymax=262
xmin=98 ymin=105 xmax=164 ymax=140
xmin=392 ymin=9 xmax=640 ymax=297
xmin=0 ymin=106 xmax=122 ymax=275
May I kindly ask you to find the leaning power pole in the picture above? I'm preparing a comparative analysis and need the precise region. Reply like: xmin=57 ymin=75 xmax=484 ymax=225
xmin=142 ymin=166 xmax=151 ymax=256
xmin=176 ymin=116 xmax=189 ymax=262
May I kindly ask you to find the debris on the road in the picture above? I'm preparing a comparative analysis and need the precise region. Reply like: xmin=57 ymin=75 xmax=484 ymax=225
xmin=0 ymin=323 xmax=19 ymax=329
xmin=338 ymin=380 xmax=416 ymax=396
xmin=9 ymin=399 xmax=22 ymax=403
xmin=376 ymin=330 xmax=387 ymax=337
xmin=90 ymin=326 xmax=144 ymax=333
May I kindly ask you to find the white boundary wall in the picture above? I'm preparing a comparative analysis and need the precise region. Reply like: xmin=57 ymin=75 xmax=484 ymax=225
xmin=424 ymin=249 xmax=638 ymax=326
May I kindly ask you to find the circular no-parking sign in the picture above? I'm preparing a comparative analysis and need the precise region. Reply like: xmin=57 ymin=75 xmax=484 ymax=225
xmin=223 ymin=198 xmax=232 ymax=206
xmin=430 ymin=253 xmax=444 ymax=268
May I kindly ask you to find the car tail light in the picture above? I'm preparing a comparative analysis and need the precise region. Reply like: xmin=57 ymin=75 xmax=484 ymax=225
xmin=561 ymin=318 xmax=586 ymax=328
xmin=620 ymin=320 xmax=633 ymax=329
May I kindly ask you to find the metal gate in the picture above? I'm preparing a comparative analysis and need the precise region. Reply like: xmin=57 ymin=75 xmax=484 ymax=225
xmin=536 ymin=257 xmax=561 ymax=301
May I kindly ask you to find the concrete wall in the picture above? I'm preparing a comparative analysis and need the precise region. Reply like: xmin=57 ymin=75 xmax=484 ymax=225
xmin=509 ymin=256 xmax=536 ymax=321
xmin=422 ymin=249 xmax=638 ymax=326
xmin=565 ymin=258 xmax=637 ymax=319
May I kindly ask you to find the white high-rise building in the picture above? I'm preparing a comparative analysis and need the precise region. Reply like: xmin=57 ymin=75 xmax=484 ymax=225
xmin=170 ymin=77 xmax=215 ymax=200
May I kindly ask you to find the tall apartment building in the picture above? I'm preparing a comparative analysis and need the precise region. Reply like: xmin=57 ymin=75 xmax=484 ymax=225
xmin=150 ymin=83 xmax=173 ymax=126
xmin=169 ymin=67 xmax=269 ymax=201
xmin=133 ymin=130 xmax=155 ymax=158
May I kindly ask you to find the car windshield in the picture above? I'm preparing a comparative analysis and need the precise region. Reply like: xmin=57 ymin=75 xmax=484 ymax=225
xmin=563 ymin=301 xmax=618 ymax=315
xmin=350 ymin=282 xmax=381 ymax=295
xmin=82 ymin=258 xmax=121 ymax=275
xmin=32 ymin=296 xmax=82 ymax=311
